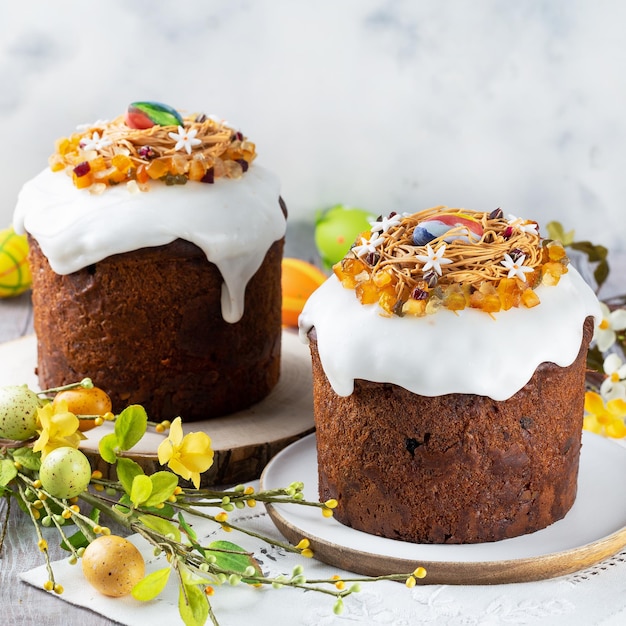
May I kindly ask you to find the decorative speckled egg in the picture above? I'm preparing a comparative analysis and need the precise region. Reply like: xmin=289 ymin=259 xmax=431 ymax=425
xmin=39 ymin=447 xmax=92 ymax=499
xmin=412 ymin=213 xmax=484 ymax=246
xmin=125 ymin=101 xmax=184 ymax=129
xmin=315 ymin=205 xmax=375 ymax=269
xmin=0 ymin=385 xmax=41 ymax=440
xmin=82 ymin=535 xmax=145 ymax=597
xmin=0 ymin=227 xmax=31 ymax=297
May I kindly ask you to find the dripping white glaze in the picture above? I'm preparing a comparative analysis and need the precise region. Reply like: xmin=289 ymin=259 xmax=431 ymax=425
xmin=299 ymin=268 xmax=601 ymax=401
xmin=13 ymin=164 xmax=285 ymax=323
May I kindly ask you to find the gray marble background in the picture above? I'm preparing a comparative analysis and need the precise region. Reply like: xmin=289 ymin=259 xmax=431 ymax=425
xmin=0 ymin=0 xmax=624 ymax=253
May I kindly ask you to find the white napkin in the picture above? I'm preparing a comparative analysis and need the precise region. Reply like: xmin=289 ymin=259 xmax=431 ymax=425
xmin=20 ymin=492 xmax=626 ymax=626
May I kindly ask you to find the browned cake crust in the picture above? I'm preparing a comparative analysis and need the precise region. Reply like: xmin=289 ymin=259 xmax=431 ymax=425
xmin=310 ymin=317 xmax=594 ymax=544
xmin=29 ymin=236 xmax=283 ymax=422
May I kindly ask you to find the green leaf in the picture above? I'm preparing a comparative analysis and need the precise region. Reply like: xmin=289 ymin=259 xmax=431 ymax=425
xmin=11 ymin=447 xmax=41 ymax=471
xmin=0 ymin=459 xmax=18 ymax=488
xmin=60 ymin=528 xmax=89 ymax=551
xmin=178 ymin=512 xmax=198 ymax=543
xmin=130 ymin=474 xmax=153 ymax=507
xmin=138 ymin=514 xmax=181 ymax=543
xmin=205 ymin=540 xmax=263 ymax=581
xmin=570 ymin=241 xmax=610 ymax=290
xmin=116 ymin=458 xmax=144 ymax=496
xmin=179 ymin=567 xmax=209 ymax=586
xmin=99 ymin=432 xmax=119 ymax=464
xmin=546 ymin=220 xmax=575 ymax=245
xmin=114 ymin=405 xmax=148 ymax=451
xmin=144 ymin=471 xmax=178 ymax=508
xmin=132 ymin=567 xmax=171 ymax=601
xmin=178 ymin=583 xmax=209 ymax=626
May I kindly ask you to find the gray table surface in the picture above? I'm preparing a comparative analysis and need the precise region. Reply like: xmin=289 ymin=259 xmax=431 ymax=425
xmin=1 ymin=233 xmax=624 ymax=625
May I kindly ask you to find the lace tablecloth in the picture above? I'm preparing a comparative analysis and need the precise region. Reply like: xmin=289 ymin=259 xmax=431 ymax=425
xmin=19 ymin=477 xmax=626 ymax=626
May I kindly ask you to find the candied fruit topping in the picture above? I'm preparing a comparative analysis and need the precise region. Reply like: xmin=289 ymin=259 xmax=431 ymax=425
xmin=50 ymin=103 xmax=257 ymax=192
xmin=337 ymin=207 xmax=568 ymax=318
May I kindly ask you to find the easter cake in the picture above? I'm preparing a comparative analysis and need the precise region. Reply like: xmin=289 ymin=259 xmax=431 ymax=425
xmin=14 ymin=102 xmax=287 ymax=422
xmin=299 ymin=207 xmax=600 ymax=544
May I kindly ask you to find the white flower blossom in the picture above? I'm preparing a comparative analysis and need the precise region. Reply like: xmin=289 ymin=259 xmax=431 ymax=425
xmin=168 ymin=126 xmax=202 ymax=154
xmin=80 ymin=132 xmax=112 ymax=152
xmin=351 ymin=234 xmax=385 ymax=257
xmin=507 ymin=214 xmax=538 ymax=235
xmin=501 ymin=253 xmax=534 ymax=282
xmin=601 ymin=353 xmax=626 ymax=401
xmin=594 ymin=302 xmax=626 ymax=352
xmin=370 ymin=213 xmax=402 ymax=234
xmin=416 ymin=244 xmax=453 ymax=276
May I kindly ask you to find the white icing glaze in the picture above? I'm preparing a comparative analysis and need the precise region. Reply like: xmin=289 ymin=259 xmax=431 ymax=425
xmin=13 ymin=164 xmax=285 ymax=323
xmin=299 ymin=268 xmax=602 ymax=400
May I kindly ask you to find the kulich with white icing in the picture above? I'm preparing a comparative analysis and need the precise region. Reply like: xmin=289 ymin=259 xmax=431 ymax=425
xmin=14 ymin=164 xmax=285 ymax=323
xmin=299 ymin=207 xmax=602 ymax=400
xmin=304 ymin=207 xmax=602 ymax=544
xmin=300 ymin=268 xmax=600 ymax=400
xmin=14 ymin=103 xmax=287 ymax=422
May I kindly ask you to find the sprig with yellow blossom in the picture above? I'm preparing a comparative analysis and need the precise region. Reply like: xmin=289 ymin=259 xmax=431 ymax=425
xmin=0 ymin=382 xmax=426 ymax=626
xmin=547 ymin=222 xmax=626 ymax=438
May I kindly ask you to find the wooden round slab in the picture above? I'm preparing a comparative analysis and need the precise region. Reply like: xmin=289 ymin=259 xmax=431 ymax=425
xmin=0 ymin=330 xmax=314 ymax=486
xmin=261 ymin=433 xmax=626 ymax=584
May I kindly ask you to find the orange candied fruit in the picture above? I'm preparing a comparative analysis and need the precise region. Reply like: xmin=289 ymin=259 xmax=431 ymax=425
xmin=402 ymin=298 xmax=427 ymax=317
xmin=188 ymin=157 xmax=207 ymax=181
xmin=88 ymin=156 xmax=107 ymax=173
xmin=372 ymin=269 xmax=393 ymax=288
xmin=355 ymin=279 xmax=379 ymax=305
xmin=146 ymin=158 xmax=171 ymax=180
xmin=224 ymin=159 xmax=243 ymax=179
xmin=49 ymin=153 xmax=66 ymax=172
xmin=170 ymin=154 xmax=188 ymax=176
xmin=333 ymin=257 xmax=368 ymax=289
xmin=546 ymin=241 xmax=568 ymax=262
xmin=72 ymin=171 xmax=93 ymax=189
xmin=135 ymin=163 xmax=150 ymax=185
xmin=55 ymin=137 xmax=72 ymax=156
xmin=377 ymin=287 xmax=399 ymax=315
xmin=541 ymin=261 xmax=567 ymax=286
xmin=443 ymin=285 xmax=467 ymax=312
xmin=497 ymin=277 xmax=522 ymax=311
xmin=521 ymin=288 xmax=541 ymax=308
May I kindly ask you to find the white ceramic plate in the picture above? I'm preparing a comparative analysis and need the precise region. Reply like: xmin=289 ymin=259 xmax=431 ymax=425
xmin=261 ymin=432 xmax=626 ymax=583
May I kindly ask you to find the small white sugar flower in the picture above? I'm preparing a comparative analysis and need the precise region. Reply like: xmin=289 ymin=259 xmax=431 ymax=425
xmin=168 ymin=126 xmax=202 ymax=154
xmin=416 ymin=243 xmax=453 ymax=276
xmin=80 ymin=132 xmax=112 ymax=152
xmin=601 ymin=353 xmax=626 ymax=401
xmin=352 ymin=234 xmax=385 ymax=257
xmin=594 ymin=302 xmax=626 ymax=352
xmin=501 ymin=253 xmax=534 ymax=282
xmin=76 ymin=119 xmax=109 ymax=131
xmin=370 ymin=213 xmax=402 ymax=234
xmin=507 ymin=214 xmax=538 ymax=235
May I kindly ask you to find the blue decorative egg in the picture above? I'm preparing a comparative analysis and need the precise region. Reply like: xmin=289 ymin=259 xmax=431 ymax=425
xmin=413 ymin=213 xmax=484 ymax=246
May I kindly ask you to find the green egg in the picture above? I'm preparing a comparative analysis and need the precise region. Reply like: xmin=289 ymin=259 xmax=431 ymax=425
xmin=0 ymin=385 xmax=41 ymax=440
xmin=314 ymin=205 xmax=375 ymax=269
xmin=39 ymin=447 xmax=92 ymax=499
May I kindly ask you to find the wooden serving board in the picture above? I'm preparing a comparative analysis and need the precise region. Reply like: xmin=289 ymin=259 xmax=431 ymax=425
xmin=0 ymin=330 xmax=315 ymax=486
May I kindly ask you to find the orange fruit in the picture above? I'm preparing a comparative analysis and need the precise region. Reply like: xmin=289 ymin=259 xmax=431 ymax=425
xmin=281 ymin=258 xmax=327 ymax=328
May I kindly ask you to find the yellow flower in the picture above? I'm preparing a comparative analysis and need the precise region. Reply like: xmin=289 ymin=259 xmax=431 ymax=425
xmin=32 ymin=400 xmax=84 ymax=459
xmin=583 ymin=391 xmax=626 ymax=438
xmin=157 ymin=417 xmax=214 ymax=488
